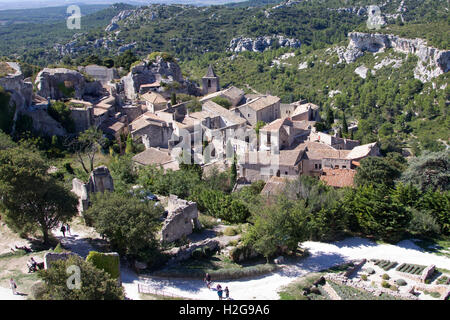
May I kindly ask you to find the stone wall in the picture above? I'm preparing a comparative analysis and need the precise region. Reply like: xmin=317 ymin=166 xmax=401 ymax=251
xmin=44 ymin=252 xmax=78 ymax=269
xmin=160 ymin=195 xmax=201 ymax=243
xmin=71 ymin=166 xmax=114 ymax=214
xmin=164 ymin=239 xmax=220 ymax=265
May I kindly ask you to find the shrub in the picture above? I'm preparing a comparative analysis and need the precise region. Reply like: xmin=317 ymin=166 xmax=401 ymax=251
xmin=53 ymin=243 xmax=65 ymax=253
xmin=86 ymin=251 xmax=120 ymax=280
xmin=30 ymin=281 xmax=46 ymax=300
xmin=396 ymin=279 xmax=407 ymax=286
xmin=382 ymin=274 xmax=390 ymax=280
xmin=223 ymin=227 xmax=238 ymax=236
xmin=191 ymin=248 xmax=204 ymax=259
xmin=381 ymin=280 xmax=390 ymax=288
xmin=389 ymin=285 xmax=398 ymax=291
xmin=361 ymin=274 xmax=368 ymax=281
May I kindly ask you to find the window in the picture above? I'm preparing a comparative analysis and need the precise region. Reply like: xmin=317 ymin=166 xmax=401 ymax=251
xmin=319 ymin=164 xmax=322 ymax=169
xmin=276 ymin=170 xmax=280 ymax=177
xmin=334 ymin=165 xmax=339 ymax=169
xmin=267 ymin=132 xmax=271 ymax=145
xmin=285 ymin=171 xmax=288 ymax=175
xmin=342 ymin=165 xmax=346 ymax=169
xmin=315 ymin=164 xmax=318 ymax=169
xmin=208 ymin=79 xmax=211 ymax=88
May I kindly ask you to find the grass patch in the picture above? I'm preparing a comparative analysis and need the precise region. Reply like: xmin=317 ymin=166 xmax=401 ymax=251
xmin=424 ymin=290 xmax=441 ymax=299
xmin=278 ymin=273 xmax=324 ymax=300
xmin=151 ymin=252 xmax=276 ymax=280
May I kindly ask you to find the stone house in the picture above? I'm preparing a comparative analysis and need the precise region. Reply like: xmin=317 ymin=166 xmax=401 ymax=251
xmin=259 ymin=117 xmax=312 ymax=151
xmin=308 ymin=130 xmax=360 ymax=150
xmin=141 ymin=91 xmax=168 ymax=113
xmin=200 ymin=85 xmax=245 ymax=107
xmin=129 ymin=112 xmax=174 ymax=149
xmin=132 ymin=147 xmax=179 ymax=171
xmin=139 ymin=81 xmax=161 ymax=94
xmin=234 ymin=95 xmax=281 ymax=126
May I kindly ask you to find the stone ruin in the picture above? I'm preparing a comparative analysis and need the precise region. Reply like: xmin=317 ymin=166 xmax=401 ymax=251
xmin=71 ymin=166 xmax=114 ymax=213
xmin=44 ymin=252 xmax=78 ymax=269
xmin=164 ymin=239 xmax=220 ymax=266
xmin=160 ymin=195 xmax=201 ymax=243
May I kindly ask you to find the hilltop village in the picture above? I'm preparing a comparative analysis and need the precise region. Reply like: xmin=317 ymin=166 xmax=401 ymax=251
xmin=0 ymin=55 xmax=379 ymax=191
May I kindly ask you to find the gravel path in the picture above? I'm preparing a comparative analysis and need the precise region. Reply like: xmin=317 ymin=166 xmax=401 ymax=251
xmin=136 ymin=237 xmax=450 ymax=300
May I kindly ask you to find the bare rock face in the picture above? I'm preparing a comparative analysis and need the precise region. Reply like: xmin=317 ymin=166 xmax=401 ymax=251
xmin=341 ymin=32 xmax=450 ymax=82
xmin=0 ymin=62 xmax=32 ymax=110
xmin=35 ymin=68 xmax=86 ymax=100
xmin=229 ymin=35 xmax=301 ymax=53
xmin=121 ymin=56 xmax=187 ymax=100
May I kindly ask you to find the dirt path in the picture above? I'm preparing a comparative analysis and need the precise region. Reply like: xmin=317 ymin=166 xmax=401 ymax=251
xmin=136 ymin=237 xmax=450 ymax=300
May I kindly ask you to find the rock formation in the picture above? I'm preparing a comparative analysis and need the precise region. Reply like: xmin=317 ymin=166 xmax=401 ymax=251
xmin=228 ymin=35 xmax=301 ymax=53
xmin=0 ymin=62 xmax=32 ymax=111
xmin=340 ymin=32 xmax=450 ymax=82
xmin=35 ymin=68 xmax=87 ymax=100
xmin=121 ymin=56 xmax=198 ymax=100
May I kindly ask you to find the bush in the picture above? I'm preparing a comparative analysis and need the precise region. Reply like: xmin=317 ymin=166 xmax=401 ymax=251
xmin=361 ymin=274 xmax=368 ymax=281
xmin=389 ymin=285 xmax=398 ymax=291
xmin=381 ymin=280 xmax=390 ymax=288
xmin=191 ymin=248 xmax=204 ymax=259
xmin=30 ymin=281 xmax=46 ymax=300
xmin=223 ymin=227 xmax=238 ymax=236
xmin=53 ymin=243 xmax=65 ymax=253
xmin=86 ymin=251 xmax=120 ymax=280
xmin=396 ymin=279 xmax=407 ymax=286
xmin=382 ymin=273 xmax=390 ymax=280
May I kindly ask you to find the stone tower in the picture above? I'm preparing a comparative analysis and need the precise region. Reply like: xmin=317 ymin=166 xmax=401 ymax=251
xmin=202 ymin=65 xmax=220 ymax=95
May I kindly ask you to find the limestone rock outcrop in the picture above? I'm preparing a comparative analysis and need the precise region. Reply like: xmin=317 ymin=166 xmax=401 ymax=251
xmin=121 ymin=56 xmax=198 ymax=100
xmin=0 ymin=62 xmax=32 ymax=111
xmin=340 ymin=32 xmax=450 ymax=82
xmin=35 ymin=68 xmax=86 ymax=100
xmin=228 ymin=35 xmax=301 ymax=53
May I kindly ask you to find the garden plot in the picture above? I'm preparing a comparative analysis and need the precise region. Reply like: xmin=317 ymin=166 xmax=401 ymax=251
xmin=396 ymin=263 xmax=427 ymax=275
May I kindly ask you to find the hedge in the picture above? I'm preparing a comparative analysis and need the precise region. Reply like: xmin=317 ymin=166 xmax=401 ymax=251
xmin=86 ymin=251 xmax=120 ymax=280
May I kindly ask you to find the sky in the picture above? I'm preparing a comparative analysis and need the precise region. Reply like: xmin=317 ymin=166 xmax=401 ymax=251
xmin=0 ymin=0 xmax=251 ymax=11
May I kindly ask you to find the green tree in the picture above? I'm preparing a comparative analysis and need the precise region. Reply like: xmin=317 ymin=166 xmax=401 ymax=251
xmin=400 ymin=150 xmax=450 ymax=192
xmin=0 ymin=146 xmax=78 ymax=243
xmin=38 ymin=256 xmax=124 ymax=300
xmin=343 ymin=185 xmax=411 ymax=242
xmin=84 ymin=192 xmax=163 ymax=260
xmin=125 ymin=133 xmax=134 ymax=154
xmin=355 ymin=157 xmax=402 ymax=188
xmin=68 ymin=127 xmax=106 ymax=174
xmin=342 ymin=113 xmax=348 ymax=135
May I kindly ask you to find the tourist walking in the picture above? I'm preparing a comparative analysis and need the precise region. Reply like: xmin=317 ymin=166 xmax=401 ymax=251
xmin=204 ymin=272 xmax=211 ymax=289
xmin=60 ymin=224 xmax=66 ymax=238
xmin=10 ymin=278 xmax=17 ymax=295
xmin=217 ymin=284 xmax=223 ymax=300
xmin=224 ymin=286 xmax=229 ymax=299
xmin=66 ymin=223 xmax=71 ymax=236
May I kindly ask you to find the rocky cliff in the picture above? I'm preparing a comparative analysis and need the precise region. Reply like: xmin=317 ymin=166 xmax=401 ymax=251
xmin=35 ymin=68 xmax=86 ymax=100
xmin=0 ymin=62 xmax=32 ymax=111
xmin=340 ymin=32 xmax=450 ymax=82
xmin=121 ymin=55 xmax=199 ymax=100
xmin=228 ymin=35 xmax=301 ymax=53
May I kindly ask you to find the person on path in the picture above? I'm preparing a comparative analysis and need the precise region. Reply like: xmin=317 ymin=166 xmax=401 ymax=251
xmin=66 ymin=224 xmax=71 ymax=236
xmin=60 ymin=224 xmax=66 ymax=238
xmin=204 ymin=273 xmax=211 ymax=289
xmin=10 ymin=278 xmax=17 ymax=295
xmin=224 ymin=286 xmax=229 ymax=300
xmin=217 ymin=284 xmax=223 ymax=300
